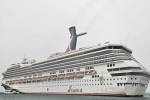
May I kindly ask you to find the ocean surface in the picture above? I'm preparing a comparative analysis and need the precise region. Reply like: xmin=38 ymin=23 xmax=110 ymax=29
xmin=0 ymin=93 xmax=150 ymax=100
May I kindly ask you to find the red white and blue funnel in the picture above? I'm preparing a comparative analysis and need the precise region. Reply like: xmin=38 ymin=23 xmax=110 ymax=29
xmin=66 ymin=26 xmax=87 ymax=52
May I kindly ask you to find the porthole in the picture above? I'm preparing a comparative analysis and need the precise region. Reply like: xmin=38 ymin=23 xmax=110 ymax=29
xmin=110 ymin=64 xmax=112 ymax=67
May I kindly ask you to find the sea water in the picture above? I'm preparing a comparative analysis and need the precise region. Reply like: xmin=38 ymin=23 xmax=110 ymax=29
xmin=0 ymin=93 xmax=150 ymax=100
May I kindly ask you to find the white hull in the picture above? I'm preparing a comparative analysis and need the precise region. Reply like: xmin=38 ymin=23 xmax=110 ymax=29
xmin=2 ymin=74 xmax=149 ymax=96
xmin=3 ymin=61 xmax=150 ymax=96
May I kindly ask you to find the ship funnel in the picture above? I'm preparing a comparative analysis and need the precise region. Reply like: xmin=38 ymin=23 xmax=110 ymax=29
xmin=66 ymin=26 xmax=87 ymax=52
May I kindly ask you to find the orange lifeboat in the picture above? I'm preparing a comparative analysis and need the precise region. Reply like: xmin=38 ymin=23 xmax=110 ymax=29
xmin=32 ymin=78 xmax=37 ymax=81
xmin=42 ymin=76 xmax=48 ymax=79
xmin=22 ymin=79 xmax=27 ymax=82
xmin=58 ymin=74 xmax=65 ymax=78
xmin=28 ymin=78 xmax=33 ymax=81
xmin=13 ymin=80 xmax=19 ymax=83
xmin=66 ymin=73 xmax=74 ymax=77
xmin=20 ymin=79 xmax=24 ymax=83
xmin=76 ymin=71 xmax=85 ymax=76
xmin=18 ymin=80 xmax=22 ymax=83
xmin=50 ymin=75 xmax=57 ymax=79
xmin=37 ymin=77 xmax=43 ymax=80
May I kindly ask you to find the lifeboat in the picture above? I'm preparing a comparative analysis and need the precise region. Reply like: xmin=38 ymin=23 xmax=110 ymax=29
xmin=37 ymin=77 xmax=43 ymax=80
xmin=8 ymin=81 xmax=12 ymax=84
xmin=17 ymin=79 xmax=21 ymax=83
xmin=42 ymin=76 xmax=48 ymax=79
xmin=50 ymin=75 xmax=57 ymax=79
xmin=39 ymin=76 xmax=48 ymax=80
xmin=58 ymin=74 xmax=65 ymax=78
xmin=10 ymin=80 xmax=13 ymax=84
xmin=66 ymin=73 xmax=74 ymax=77
xmin=22 ymin=79 xmax=27 ymax=82
xmin=12 ymin=80 xmax=19 ymax=83
xmin=32 ymin=78 xmax=37 ymax=81
xmin=76 ymin=71 xmax=85 ymax=76
xmin=20 ymin=79 xmax=24 ymax=82
xmin=28 ymin=78 xmax=33 ymax=81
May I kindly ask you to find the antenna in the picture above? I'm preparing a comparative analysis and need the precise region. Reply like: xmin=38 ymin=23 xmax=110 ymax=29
xmin=125 ymin=33 xmax=129 ymax=46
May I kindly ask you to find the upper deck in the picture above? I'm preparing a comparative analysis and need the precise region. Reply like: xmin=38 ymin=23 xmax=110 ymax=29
xmin=32 ymin=43 xmax=132 ymax=66
xmin=2 ymin=42 xmax=135 ymax=79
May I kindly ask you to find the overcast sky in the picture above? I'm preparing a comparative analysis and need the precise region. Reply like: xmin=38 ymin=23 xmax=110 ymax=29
xmin=0 ymin=0 xmax=150 ymax=92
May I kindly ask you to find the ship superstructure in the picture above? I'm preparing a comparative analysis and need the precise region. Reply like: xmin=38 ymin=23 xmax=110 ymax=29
xmin=1 ymin=27 xmax=150 ymax=96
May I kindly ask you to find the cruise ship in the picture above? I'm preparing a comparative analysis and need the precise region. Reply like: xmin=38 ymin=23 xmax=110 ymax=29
xmin=1 ymin=26 xmax=150 ymax=96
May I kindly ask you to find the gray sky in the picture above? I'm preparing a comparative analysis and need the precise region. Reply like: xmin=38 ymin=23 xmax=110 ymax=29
xmin=0 ymin=0 xmax=150 ymax=92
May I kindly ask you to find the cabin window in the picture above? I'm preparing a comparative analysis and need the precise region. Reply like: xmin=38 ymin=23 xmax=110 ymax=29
xmin=117 ymin=83 xmax=119 ymax=86
xmin=110 ymin=64 xmax=112 ymax=67
xmin=38 ymin=74 xmax=42 ymax=76
xmin=24 ymin=76 xmax=27 ymax=78
xmin=59 ymin=70 xmax=64 ymax=73
xmin=95 ymin=61 xmax=98 ymax=64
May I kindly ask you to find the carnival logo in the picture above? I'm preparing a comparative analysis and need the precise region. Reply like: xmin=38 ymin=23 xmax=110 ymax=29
xmin=67 ymin=85 xmax=72 ymax=92
xmin=67 ymin=85 xmax=82 ymax=92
